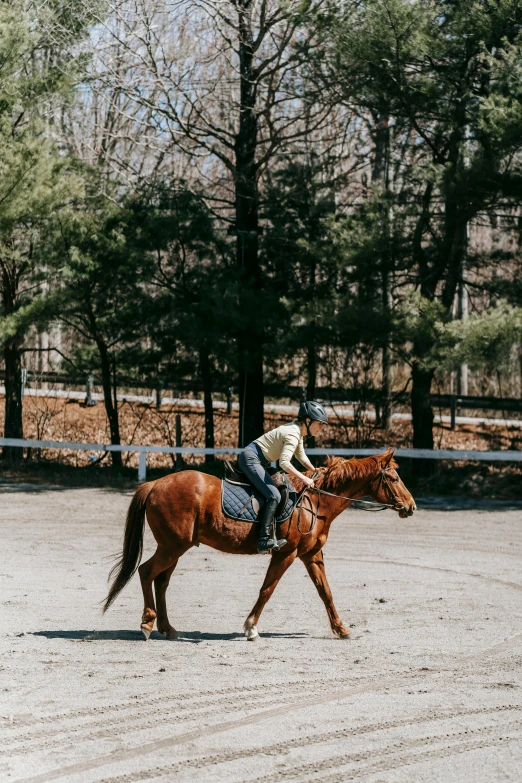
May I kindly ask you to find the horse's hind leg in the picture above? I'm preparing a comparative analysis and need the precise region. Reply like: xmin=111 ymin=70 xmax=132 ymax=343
xmin=244 ymin=550 xmax=297 ymax=641
xmin=155 ymin=561 xmax=179 ymax=640
xmin=138 ymin=548 xmax=180 ymax=640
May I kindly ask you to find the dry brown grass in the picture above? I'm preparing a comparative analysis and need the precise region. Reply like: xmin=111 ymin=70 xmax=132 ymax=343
xmin=3 ymin=394 xmax=521 ymax=469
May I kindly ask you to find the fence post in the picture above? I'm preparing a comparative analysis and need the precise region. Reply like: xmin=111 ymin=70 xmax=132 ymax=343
xmin=138 ymin=451 xmax=147 ymax=482
xmin=21 ymin=369 xmax=28 ymax=399
xmin=450 ymin=394 xmax=456 ymax=430
xmin=301 ymin=387 xmax=307 ymax=403
xmin=156 ymin=383 xmax=163 ymax=409
xmin=175 ymin=413 xmax=183 ymax=471
xmin=227 ymin=387 xmax=233 ymax=415
xmin=84 ymin=375 xmax=97 ymax=407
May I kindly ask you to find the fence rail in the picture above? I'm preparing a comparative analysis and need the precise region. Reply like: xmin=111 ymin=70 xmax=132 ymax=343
xmin=5 ymin=369 xmax=522 ymax=423
xmin=1 ymin=437 xmax=521 ymax=483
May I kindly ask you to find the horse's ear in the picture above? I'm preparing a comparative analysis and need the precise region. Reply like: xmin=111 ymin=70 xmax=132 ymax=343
xmin=382 ymin=447 xmax=396 ymax=467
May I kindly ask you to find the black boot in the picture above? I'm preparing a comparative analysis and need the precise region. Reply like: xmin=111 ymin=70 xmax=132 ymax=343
xmin=257 ymin=498 xmax=287 ymax=554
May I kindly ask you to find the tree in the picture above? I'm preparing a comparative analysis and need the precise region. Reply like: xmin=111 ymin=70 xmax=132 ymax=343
xmin=0 ymin=0 xmax=95 ymax=461
xmin=51 ymin=194 xmax=155 ymax=468
xmin=94 ymin=0 xmax=332 ymax=445
xmin=261 ymin=152 xmax=339 ymax=398
xmin=124 ymin=184 xmax=232 ymax=462
xmin=315 ymin=0 xmax=522 ymax=448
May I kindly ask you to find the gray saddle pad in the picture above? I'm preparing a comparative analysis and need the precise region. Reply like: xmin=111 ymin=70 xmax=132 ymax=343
xmin=221 ymin=480 xmax=297 ymax=523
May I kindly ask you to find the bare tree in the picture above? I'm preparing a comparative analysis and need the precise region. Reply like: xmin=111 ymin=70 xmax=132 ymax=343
xmin=90 ymin=0 xmax=333 ymax=444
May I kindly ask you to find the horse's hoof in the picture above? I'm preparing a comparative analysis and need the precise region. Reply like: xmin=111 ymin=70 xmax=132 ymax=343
xmin=243 ymin=619 xmax=259 ymax=641
xmin=141 ymin=624 xmax=153 ymax=640
xmin=334 ymin=626 xmax=351 ymax=639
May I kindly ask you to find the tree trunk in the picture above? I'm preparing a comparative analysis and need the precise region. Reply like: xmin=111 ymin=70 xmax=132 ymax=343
xmin=3 ymin=342 xmax=24 ymax=463
xmin=235 ymin=0 xmax=264 ymax=447
xmin=1 ymin=261 xmax=23 ymax=463
xmin=410 ymin=208 xmax=466 ymax=451
xmin=97 ymin=339 xmax=122 ymax=469
xmin=306 ymin=343 xmax=317 ymax=401
xmin=371 ymin=110 xmax=389 ymax=184
xmin=456 ymin=250 xmax=469 ymax=396
xmin=306 ymin=251 xmax=317 ymax=400
xmin=411 ymin=364 xmax=435 ymax=449
xmin=381 ymin=256 xmax=393 ymax=429
xmin=199 ymin=348 xmax=215 ymax=464
xmin=371 ymin=109 xmax=393 ymax=429
xmin=381 ymin=330 xmax=393 ymax=428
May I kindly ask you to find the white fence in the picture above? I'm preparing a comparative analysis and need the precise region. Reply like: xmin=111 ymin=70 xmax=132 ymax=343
xmin=6 ymin=383 xmax=522 ymax=429
xmin=1 ymin=437 xmax=522 ymax=482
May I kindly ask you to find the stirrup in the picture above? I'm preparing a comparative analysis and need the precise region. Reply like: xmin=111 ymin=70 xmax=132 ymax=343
xmin=257 ymin=537 xmax=287 ymax=554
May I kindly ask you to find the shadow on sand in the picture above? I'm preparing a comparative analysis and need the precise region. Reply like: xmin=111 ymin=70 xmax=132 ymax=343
xmin=415 ymin=496 xmax=522 ymax=511
xmin=31 ymin=629 xmax=310 ymax=642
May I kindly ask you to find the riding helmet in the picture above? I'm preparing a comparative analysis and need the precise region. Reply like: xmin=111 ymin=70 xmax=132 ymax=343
xmin=298 ymin=400 xmax=328 ymax=424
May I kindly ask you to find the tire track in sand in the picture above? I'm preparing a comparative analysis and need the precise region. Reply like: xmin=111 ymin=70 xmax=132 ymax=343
xmin=0 ymin=676 xmax=349 ymax=734
xmin=11 ymin=668 xmax=443 ymax=783
xmin=243 ymin=718 xmax=522 ymax=783
xmin=15 ymin=628 xmax=522 ymax=783
xmin=1 ymin=676 xmax=373 ymax=755
xmin=93 ymin=704 xmax=522 ymax=783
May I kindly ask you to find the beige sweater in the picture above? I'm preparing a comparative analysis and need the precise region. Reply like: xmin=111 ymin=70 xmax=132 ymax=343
xmin=254 ymin=422 xmax=307 ymax=473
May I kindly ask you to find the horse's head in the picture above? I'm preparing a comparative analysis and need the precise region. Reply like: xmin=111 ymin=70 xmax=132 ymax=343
xmin=366 ymin=447 xmax=416 ymax=518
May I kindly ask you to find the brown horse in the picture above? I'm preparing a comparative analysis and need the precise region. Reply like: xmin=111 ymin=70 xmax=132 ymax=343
xmin=103 ymin=447 xmax=416 ymax=641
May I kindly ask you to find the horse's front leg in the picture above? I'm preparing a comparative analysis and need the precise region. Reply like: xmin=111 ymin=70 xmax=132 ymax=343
xmin=301 ymin=549 xmax=351 ymax=639
xmin=244 ymin=550 xmax=297 ymax=641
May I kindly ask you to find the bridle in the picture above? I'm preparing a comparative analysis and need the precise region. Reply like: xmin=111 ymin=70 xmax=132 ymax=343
xmin=376 ymin=467 xmax=405 ymax=511
xmin=305 ymin=466 xmax=405 ymax=513
xmin=292 ymin=465 xmax=405 ymax=537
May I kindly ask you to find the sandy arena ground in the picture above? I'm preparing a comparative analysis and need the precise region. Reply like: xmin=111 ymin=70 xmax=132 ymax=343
xmin=1 ymin=483 xmax=522 ymax=782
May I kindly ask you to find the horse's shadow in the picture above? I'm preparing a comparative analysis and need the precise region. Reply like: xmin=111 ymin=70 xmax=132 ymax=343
xmin=31 ymin=629 xmax=310 ymax=643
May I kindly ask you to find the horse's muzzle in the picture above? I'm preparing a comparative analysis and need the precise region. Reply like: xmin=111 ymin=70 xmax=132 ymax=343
xmin=399 ymin=502 xmax=416 ymax=518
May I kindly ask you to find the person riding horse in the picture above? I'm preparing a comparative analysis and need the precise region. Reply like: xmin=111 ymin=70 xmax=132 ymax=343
xmin=238 ymin=401 xmax=328 ymax=554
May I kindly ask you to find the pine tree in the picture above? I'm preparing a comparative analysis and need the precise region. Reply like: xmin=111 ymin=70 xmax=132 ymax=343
xmin=314 ymin=0 xmax=522 ymax=448
xmin=0 ymin=0 xmax=99 ymax=461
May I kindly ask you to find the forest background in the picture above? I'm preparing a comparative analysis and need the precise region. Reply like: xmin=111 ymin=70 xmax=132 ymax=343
xmin=2 ymin=0 xmax=522 ymax=478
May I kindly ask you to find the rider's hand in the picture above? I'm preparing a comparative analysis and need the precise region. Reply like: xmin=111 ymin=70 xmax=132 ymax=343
xmin=303 ymin=476 xmax=315 ymax=488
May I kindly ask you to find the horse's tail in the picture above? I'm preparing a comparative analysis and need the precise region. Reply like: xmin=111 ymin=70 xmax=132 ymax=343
xmin=102 ymin=481 xmax=155 ymax=613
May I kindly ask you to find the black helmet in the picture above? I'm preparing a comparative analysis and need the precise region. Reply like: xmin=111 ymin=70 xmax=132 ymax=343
xmin=298 ymin=400 xmax=328 ymax=424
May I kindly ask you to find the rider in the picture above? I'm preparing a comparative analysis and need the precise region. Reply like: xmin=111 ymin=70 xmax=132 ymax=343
xmin=238 ymin=401 xmax=328 ymax=554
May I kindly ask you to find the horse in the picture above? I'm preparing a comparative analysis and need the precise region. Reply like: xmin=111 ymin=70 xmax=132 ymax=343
xmin=103 ymin=447 xmax=416 ymax=641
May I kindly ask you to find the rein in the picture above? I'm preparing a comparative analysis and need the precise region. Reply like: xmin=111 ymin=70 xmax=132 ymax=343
xmin=306 ymin=468 xmax=404 ymax=512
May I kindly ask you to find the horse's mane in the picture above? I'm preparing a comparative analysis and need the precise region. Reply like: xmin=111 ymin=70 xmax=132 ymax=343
xmin=291 ymin=453 xmax=398 ymax=492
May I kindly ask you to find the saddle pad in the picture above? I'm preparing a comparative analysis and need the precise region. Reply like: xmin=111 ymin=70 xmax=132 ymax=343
xmin=221 ymin=480 xmax=296 ymax=523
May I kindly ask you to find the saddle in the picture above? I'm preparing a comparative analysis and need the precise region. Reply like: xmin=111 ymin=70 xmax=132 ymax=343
xmin=222 ymin=460 xmax=296 ymax=524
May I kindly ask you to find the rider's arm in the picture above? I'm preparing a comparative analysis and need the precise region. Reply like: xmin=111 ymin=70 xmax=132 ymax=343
xmin=294 ymin=438 xmax=315 ymax=472
xmin=284 ymin=461 xmax=314 ymax=487
xmin=279 ymin=435 xmax=314 ymax=486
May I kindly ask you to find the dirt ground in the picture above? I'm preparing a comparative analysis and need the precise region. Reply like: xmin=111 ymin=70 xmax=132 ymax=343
xmin=1 ymin=484 xmax=522 ymax=783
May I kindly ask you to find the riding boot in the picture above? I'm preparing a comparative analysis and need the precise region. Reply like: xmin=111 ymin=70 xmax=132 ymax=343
xmin=257 ymin=498 xmax=287 ymax=554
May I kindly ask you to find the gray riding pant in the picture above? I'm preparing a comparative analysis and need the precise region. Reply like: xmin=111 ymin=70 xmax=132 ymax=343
xmin=238 ymin=443 xmax=281 ymax=503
